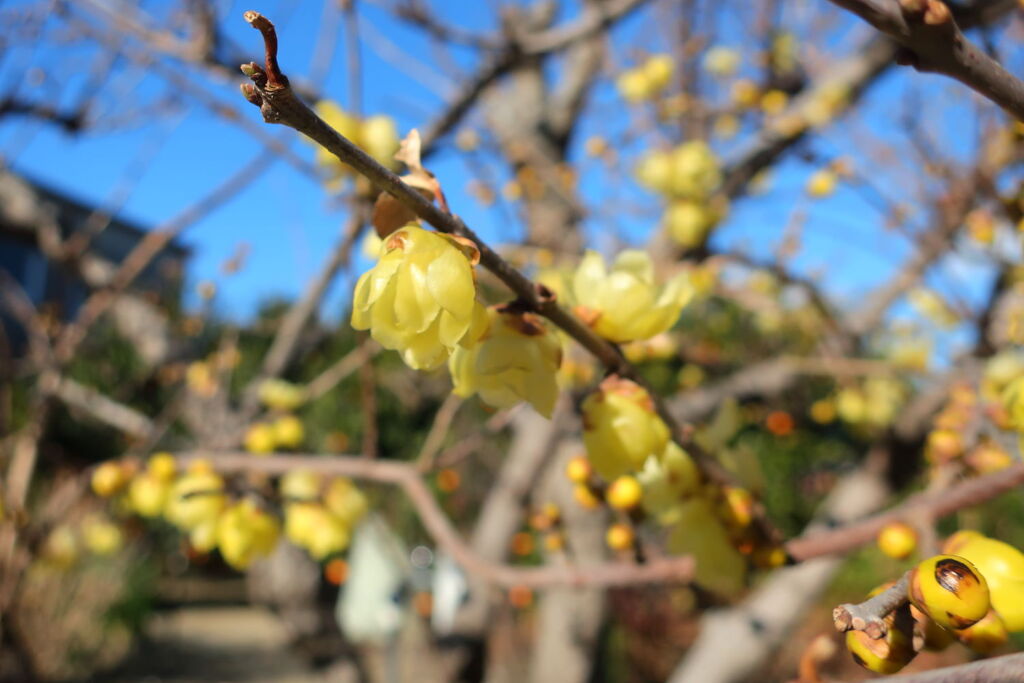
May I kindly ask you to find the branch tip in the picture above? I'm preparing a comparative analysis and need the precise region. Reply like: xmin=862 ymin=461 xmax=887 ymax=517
xmin=243 ymin=10 xmax=286 ymax=88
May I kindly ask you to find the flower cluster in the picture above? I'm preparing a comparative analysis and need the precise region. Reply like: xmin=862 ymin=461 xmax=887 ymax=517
xmin=281 ymin=470 xmax=367 ymax=560
xmin=89 ymin=454 xmax=368 ymax=571
xmin=577 ymin=375 xmax=751 ymax=596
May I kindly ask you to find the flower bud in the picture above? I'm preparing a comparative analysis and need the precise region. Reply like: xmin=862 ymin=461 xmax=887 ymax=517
xmin=846 ymin=603 xmax=916 ymax=674
xmin=606 ymin=476 xmax=643 ymax=510
xmin=271 ymin=415 xmax=305 ymax=450
xmin=91 ymin=461 xmax=130 ymax=498
xmin=606 ymin=523 xmax=635 ymax=551
xmin=258 ymin=379 xmax=305 ymax=411
xmin=908 ymin=554 xmax=990 ymax=630
xmin=244 ymin=423 xmax=277 ymax=455
xmin=582 ymin=376 xmax=670 ymax=479
xmin=955 ymin=608 xmax=1008 ymax=654
xmin=940 ymin=532 xmax=1024 ymax=632
xmin=877 ymin=522 xmax=918 ymax=560
xmin=565 ymin=456 xmax=592 ymax=484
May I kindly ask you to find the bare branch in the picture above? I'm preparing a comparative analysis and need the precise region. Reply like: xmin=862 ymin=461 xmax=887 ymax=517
xmin=867 ymin=652 xmax=1024 ymax=682
xmin=833 ymin=570 xmax=910 ymax=637
xmin=786 ymin=462 xmax=1024 ymax=561
xmin=828 ymin=0 xmax=1024 ymax=120
xmin=46 ymin=376 xmax=154 ymax=439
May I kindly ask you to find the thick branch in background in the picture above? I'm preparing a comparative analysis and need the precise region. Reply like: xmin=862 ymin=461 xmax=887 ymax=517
xmin=868 ymin=652 xmax=1024 ymax=682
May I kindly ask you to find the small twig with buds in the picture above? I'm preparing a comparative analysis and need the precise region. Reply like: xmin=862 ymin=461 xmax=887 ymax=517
xmin=833 ymin=571 xmax=910 ymax=638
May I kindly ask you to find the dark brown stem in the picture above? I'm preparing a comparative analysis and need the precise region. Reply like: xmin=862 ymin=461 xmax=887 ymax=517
xmin=243 ymin=10 xmax=286 ymax=89
xmin=828 ymin=0 xmax=1024 ymax=120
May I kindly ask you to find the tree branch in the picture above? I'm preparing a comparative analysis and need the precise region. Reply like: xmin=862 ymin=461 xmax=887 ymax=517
xmin=237 ymin=11 xmax=782 ymax=544
xmin=828 ymin=0 xmax=1024 ymax=120
xmin=176 ymin=451 xmax=695 ymax=588
xmin=863 ymin=652 xmax=1024 ymax=682
xmin=833 ymin=570 xmax=910 ymax=637
xmin=786 ymin=462 xmax=1024 ymax=561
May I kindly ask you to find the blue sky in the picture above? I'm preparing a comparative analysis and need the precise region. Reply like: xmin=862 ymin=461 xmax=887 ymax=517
xmin=0 ymin=0 xmax=1016 ymax=361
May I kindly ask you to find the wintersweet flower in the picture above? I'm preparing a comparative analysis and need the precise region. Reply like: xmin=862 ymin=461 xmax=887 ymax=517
xmin=571 ymin=250 xmax=693 ymax=343
xmin=449 ymin=309 xmax=562 ymax=418
xmin=636 ymin=141 xmax=721 ymax=199
xmin=165 ymin=468 xmax=227 ymax=531
xmin=216 ymin=498 xmax=280 ymax=570
xmin=638 ymin=442 xmax=701 ymax=523
xmin=323 ymin=477 xmax=369 ymax=527
xmin=351 ymin=225 xmax=487 ymax=370
xmin=581 ymin=376 xmax=671 ymax=479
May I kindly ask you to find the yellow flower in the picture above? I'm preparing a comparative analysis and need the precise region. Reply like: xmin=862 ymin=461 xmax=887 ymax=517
xmin=582 ymin=376 xmax=671 ymax=479
xmin=571 ymin=250 xmax=693 ymax=343
xmin=279 ymin=469 xmax=323 ymax=501
xmin=449 ymin=309 xmax=562 ymax=418
xmin=360 ymin=115 xmax=399 ymax=164
xmin=642 ymin=54 xmax=674 ymax=92
xmin=1002 ymin=376 xmax=1024 ymax=430
xmin=287 ymin=503 xmax=351 ymax=560
xmin=91 ymin=461 xmax=131 ymax=498
xmin=82 ymin=516 xmax=124 ymax=556
xmin=703 ymin=46 xmax=740 ymax=77
xmin=165 ymin=469 xmax=227 ymax=531
xmin=638 ymin=442 xmax=700 ymax=523
xmin=128 ymin=472 xmax=171 ymax=518
xmin=667 ymin=497 xmax=746 ymax=596
xmin=271 ymin=414 xmax=305 ymax=449
xmin=188 ymin=520 xmax=217 ymax=552
xmin=636 ymin=141 xmax=721 ymax=199
xmin=352 ymin=225 xmax=487 ymax=370
xmin=258 ymin=379 xmax=305 ymax=411
xmin=216 ymin=499 xmax=280 ymax=570
xmin=323 ymin=477 xmax=368 ymax=527
xmin=244 ymin=422 xmax=277 ymax=455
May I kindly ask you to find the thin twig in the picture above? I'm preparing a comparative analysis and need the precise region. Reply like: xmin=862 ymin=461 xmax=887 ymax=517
xmin=833 ymin=571 xmax=910 ymax=637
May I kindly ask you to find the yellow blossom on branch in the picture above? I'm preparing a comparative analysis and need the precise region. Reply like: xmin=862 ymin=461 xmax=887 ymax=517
xmin=582 ymin=376 xmax=671 ymax=479
xmin=351 ymin=225 xmax=487 ymax=370
xmin=571 ymin=250 xmax=693 ymax=343
xmin=449 ymin=308 xmax=562 ymax=418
